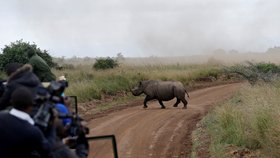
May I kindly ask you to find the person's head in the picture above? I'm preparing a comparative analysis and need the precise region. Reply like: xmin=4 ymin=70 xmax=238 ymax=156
xmin=25 ymin=46 xmax=36 ymax=58
xmin=5 ymin=63 xmax=23 ymax=76
xmin=11 ymin=86 xmax=34 ymax=113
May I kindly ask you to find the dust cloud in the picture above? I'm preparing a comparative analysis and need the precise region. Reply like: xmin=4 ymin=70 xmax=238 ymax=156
xmin=1 ymin=0 xmax=280 ymax=58
xmin=128 ymin=0 xmax=280 ymax=57
xmin=120 ymin=52 xmax=280 ymax=66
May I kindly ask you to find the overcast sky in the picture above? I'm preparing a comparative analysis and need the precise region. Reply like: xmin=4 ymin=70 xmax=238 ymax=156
xmin=0 ymin=0 xmax=279 ymax=58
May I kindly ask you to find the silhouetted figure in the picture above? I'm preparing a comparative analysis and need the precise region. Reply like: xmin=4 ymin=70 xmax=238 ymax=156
xmin=0 ymin=63 xmax=41 ymax=110
xmin=26 ymin=46 xmax=56 ymax=82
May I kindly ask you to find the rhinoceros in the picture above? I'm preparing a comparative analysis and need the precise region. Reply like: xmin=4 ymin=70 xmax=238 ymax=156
xmin=131 ymin=80 xmax=190 ymax=109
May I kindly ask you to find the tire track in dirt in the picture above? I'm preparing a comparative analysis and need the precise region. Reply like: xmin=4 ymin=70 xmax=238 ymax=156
xmin=87 ymin=83 xmax=243 ymax=158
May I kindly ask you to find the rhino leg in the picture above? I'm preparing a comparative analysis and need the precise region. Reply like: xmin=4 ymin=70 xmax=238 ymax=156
xmin=173 ymin=98 xmax=181 ymax=107
xmin=182 ymin=98 xmax=188 ymax=109
xmin=143 ymin=95 xmax=154 ymax=108
xmin=158 ymin=100 xmax=166 ymax=109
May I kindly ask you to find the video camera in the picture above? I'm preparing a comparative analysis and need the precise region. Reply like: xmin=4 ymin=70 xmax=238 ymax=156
xmin=33 ymin=80 xmax=89 ymax=137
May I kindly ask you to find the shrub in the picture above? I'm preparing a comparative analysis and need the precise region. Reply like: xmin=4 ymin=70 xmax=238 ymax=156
xmin=93 ymin=57 xmax=118 ymax=70
xmin=225 ymin=61 xmax=280 ymax=85
xmin=255 ymin=62 xmax=280 ymax=73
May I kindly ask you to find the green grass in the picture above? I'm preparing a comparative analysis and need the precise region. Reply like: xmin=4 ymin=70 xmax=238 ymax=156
xmin=53 ymin=64 xmax=223 ymax=102
xmin=202 ymin=82 xmax=280 ymax=157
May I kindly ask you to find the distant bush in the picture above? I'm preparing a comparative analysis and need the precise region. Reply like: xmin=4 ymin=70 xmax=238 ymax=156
xmin=255 ymin=62 xmax=280 ymax=73
xmin=93 ymin=57 xmax=118 ymax=70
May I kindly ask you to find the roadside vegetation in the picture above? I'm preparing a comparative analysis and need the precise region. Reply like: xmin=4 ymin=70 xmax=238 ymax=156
xmin=53 ymin=63 xmax=224 ymax=102
xmin=225 ymin=61 xmax=280 ymax=85
xmin=192 ymin=63 xmax=280 ymax=158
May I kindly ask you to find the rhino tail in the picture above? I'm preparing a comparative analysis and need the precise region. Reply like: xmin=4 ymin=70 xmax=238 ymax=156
xmin=185 ymin=89 xmax=190 ymax=98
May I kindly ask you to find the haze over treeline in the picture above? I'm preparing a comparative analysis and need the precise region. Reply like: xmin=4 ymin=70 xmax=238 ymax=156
xmin=55 ymin=48 xmax=280 ymax=66
xmin=0 ymin=0 xmax=280 ymax=57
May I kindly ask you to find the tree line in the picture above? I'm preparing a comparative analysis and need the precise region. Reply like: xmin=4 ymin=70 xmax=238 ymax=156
xmin=0 ymin=40 xmax=119 ymax=71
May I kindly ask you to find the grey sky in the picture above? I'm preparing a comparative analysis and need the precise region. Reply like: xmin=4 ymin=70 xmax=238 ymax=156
xmin=0 ymin=0 xmax=279 ymax=57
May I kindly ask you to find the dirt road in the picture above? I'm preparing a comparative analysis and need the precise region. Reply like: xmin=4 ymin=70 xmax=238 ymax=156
xmin=86 ymin=83 xmax=243 ymax=158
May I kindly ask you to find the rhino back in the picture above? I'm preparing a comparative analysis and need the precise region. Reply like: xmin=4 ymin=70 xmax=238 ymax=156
xmin=158 ymin=81 xmax=186 ymax=99
xmin=141 ymin=80 xmax=158 ymax=88
xmin=142 ymin=80 xmax=186 ymax=100
xmin=142 ymin=80 xmax=159 ymax=97
xmin=157 ymin=82 xmax=176 ymax=100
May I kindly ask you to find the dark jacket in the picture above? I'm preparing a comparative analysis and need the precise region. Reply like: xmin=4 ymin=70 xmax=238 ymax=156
xmin=0 ymin=112 xmax=52 ymax=158
xmin=0 ymin=79 xmax=5 ymax=98
xmin=28 ymin=53 xmax=56 ymax=82
xmin=0 ymin=64 xmax=42 ymax=110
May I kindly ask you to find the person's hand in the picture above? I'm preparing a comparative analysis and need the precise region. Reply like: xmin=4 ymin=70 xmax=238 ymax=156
xmin=50 ymin=108 xmax=61 ymax=128
xmin=63 ymin=136 xmax=78 ymax=149
xmin=76 ymin=132 xmax=89 ymax=149
xmin=80 ymin=120 xmax=89 ymax=134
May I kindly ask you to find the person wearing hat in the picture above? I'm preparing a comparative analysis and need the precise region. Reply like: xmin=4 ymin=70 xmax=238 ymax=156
xmin=0 ymin=63 xmax=42 ymax=110
xmin=25 ymin=46 xmax=56 ymax=82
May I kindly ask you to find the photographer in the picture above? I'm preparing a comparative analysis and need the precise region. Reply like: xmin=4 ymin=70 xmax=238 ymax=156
xmin=0 ymin=63 xmax=42 ymax=110
xmin=0 ymin=86 xmax=55 ymax=158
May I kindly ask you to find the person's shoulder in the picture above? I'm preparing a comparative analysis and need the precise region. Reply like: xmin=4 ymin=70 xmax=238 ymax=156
xmin=0 ymin=111 xmax=10 ymax=118
xmin=0 ymin=113 xmax=30 ymax=128
xmin=25 ymin=124 xmax=45 ymax=138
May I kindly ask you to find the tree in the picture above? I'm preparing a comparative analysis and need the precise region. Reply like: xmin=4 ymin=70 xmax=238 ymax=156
xmin=0 ymin=40 xmax=56 ymax=70
xmin=266 ymin=46 xmax=280 ymax=53
xmin=116 ymin=52 xmax=125 ymax=61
